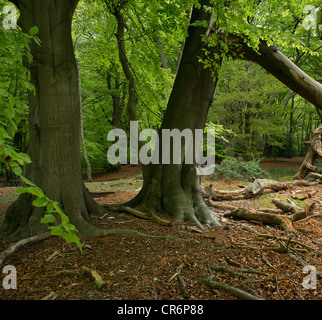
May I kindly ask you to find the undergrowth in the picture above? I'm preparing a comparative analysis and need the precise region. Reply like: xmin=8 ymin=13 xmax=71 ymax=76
xmin=213 ymin=157 xmax=270 ymax=181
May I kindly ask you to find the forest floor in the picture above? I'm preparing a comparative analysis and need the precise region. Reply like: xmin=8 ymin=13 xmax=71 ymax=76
xmin=0 ymin=158 xmax=322 ymax=301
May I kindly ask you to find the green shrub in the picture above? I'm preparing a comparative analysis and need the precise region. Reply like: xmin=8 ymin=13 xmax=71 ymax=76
xmin=213 ymin=157 xmax=270 ymax=181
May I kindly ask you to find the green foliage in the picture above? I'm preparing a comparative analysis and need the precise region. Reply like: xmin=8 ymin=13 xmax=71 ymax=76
xmin=204 ymin=121 xmax=234 ymax=160
xmin=209 ymin=59 xmax=286 ymax=158
xmin=267 ymin=167 xmax=297 ymax=181
xmin=213 ymin=157 xmax=270 ymax=181
xmin=73 ymin=0 xmax=192 ymax=171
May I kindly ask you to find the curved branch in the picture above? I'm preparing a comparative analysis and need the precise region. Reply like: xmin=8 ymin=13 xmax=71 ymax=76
xmin=226 ymin=35 xmax=322 ymax=110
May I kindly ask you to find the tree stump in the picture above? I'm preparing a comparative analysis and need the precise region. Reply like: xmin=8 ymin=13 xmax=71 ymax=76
xmin=294 ymin=124 xmax=322 ymax=180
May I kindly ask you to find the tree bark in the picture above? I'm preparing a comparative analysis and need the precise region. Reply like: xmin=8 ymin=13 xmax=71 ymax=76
xmin=0 ymin=0 xmax=104 ymax=240
xmin=121 ymin=1 xmax=221 ymax=227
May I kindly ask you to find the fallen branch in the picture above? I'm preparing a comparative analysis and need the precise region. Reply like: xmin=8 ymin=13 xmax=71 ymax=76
xmin=205 ymin=179 xmax=289 ymax=201
xmin=200 ymin=275 xmax=264 ymax=300
xmin=224 ymin=198 xmax=313 ymax=232
xmin=59 ymin=266 xmax=105 ymax=290
xmin=309 ymin=172 xmax=322 ymax=181
xmin=271 ymin=198 xmax=302 ymax=214
xmin=206 ymin=199 xmax=237 ymax=211
xmin=0 ymin=232 xmax=51 ymax=267
xmin=224 ymin=207 xmax=295 ymax=232
xmin=205 ymin=179 xmax=319 ymax=201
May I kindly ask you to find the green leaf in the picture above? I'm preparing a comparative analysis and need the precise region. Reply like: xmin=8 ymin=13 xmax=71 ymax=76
xmin=32 ymin=197 xmax=50 ymax=207
xmin=46 ymin=201 xmax=54 ymax=213
xmin=16 ymin=186 xmax=44 ymax=197
xmin=16 ymin=153 xmax=32 ymax=164
xmin=63 ymin=223 xmax=76 ymax=232
xmin=9 ymin=160 xmax=23 ymax=176
xmin=62 ymin=232 xmax=82 ymax=251
xmin=53 ymin=202 xmax=64 ymax=216
xmin=49 ymin=225 xmax=64 ymax=237
xmin=19 ymin=175 xmax=36 ymax=187
xmin=41 ymin=213 xmax=56 ymax=224
xmin=29 ymin=26 xmax=39 ymax=35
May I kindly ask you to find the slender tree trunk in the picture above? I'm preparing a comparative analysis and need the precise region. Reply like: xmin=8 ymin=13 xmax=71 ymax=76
xmin=0 ymin=0 xmax=104 ymax=240
xmin=124 ymin=1 xmax=221 ymax=227
xmin=113 ymin=5 xmax=138 ymax=124
xmin=77 ymin=59 xmax=93 ymax=182
xmin=107 ymin=71 xmax=125 ymax=127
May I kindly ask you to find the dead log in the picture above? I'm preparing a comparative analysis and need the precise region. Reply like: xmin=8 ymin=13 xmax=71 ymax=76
xmin=246 ymin=179 xmax=289 ymax=195
xmin=292 ymin=180 xmax=319 ymax=186
xmin=224 ymin=197 xmax=314 ymax=231
xmin=205 ymin=177 xmax=320 ymax=202
xmin=309 ymin=172 xmax=322 ymax=180
xmin=294 ymin=124 xmax=322 ymax=180
xmin=206 ymin=179 xmax=290 ymax=201
xmin=271 ymin=198 xmax=302 ymax=213
xmin=224 ymin=207 xmax=295 ymax=231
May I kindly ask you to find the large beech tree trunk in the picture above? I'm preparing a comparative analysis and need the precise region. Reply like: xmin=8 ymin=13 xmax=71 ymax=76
xmin=124 ymin=1 xmax=221 ymax=227
xmin=0 ymin=0 xmax=104 ymax=240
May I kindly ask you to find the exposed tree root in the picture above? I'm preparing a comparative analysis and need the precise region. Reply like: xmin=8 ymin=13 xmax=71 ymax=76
xmin=0 ymin=231 xmax=51 ymax=267
xmin=200 ymin=275 xmax=264 ymax=300
xmin=104 ymin=205 xmax=171 ymax=226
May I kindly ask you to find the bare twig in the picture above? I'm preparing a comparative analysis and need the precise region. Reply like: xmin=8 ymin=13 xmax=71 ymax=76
xmin=59 ymin=266 xmax=105 ymax=290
